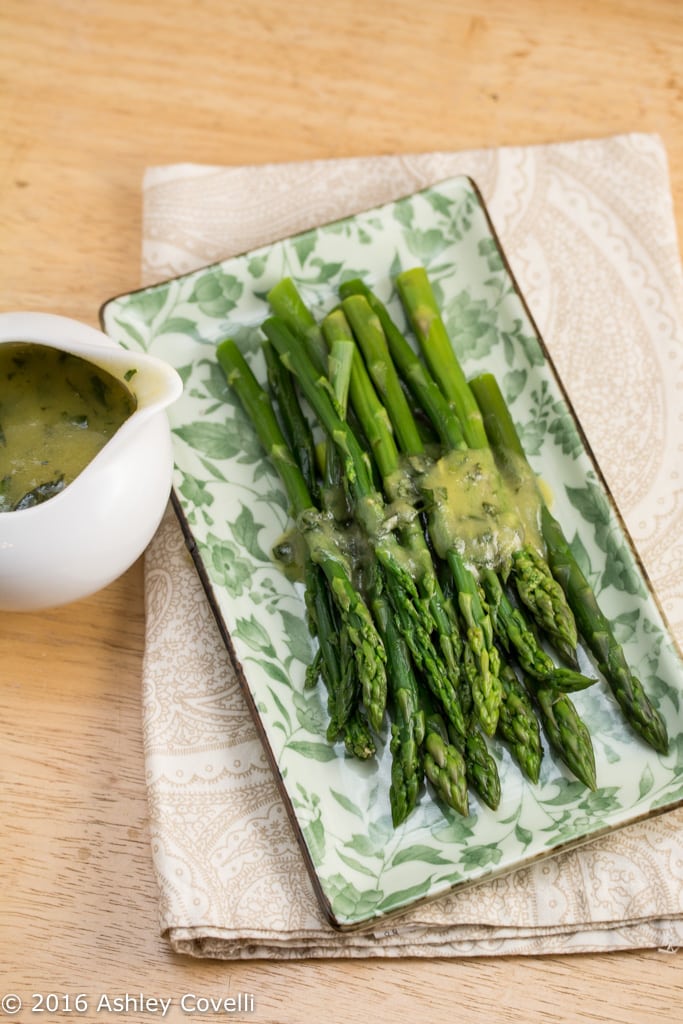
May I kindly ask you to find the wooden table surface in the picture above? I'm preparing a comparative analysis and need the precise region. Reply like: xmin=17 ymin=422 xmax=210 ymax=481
xmin=2 ymin=2 xmax=682 ymax=1021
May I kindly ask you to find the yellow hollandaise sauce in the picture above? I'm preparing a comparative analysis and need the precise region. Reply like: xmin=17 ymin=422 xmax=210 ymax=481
xmin=419 ymin=446 xmax=543 ymax=572
xmin=0 ymin=342 xmax=137 ymax=512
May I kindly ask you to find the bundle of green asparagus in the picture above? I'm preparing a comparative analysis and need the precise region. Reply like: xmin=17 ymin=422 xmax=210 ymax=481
xmin=216 ymin=265 xmax=668 ymax=828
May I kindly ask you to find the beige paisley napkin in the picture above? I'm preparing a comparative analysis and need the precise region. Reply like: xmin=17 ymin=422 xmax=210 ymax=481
xmin=140 ymin=134 xmax=683 ymax=959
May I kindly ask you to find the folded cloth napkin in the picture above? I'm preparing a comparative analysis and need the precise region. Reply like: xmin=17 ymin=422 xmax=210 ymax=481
xmin=139 ymin=133 xmax=683 ymax=959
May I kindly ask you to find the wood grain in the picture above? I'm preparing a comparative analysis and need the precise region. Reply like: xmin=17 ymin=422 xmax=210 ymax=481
xmin=1 ymin=2 xmax=682 ymax=1021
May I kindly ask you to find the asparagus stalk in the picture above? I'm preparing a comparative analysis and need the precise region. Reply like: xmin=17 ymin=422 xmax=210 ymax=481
xmin=264 ymin=341 xmax=375 ymax=756
xmin=338 ymin=278 xmax=465 ymax=451
xmin=510 ymin=545 xmax=579 ymax=668
xmin=534 ymin=686 xmax=597 ymax=791
xmin=396 ymin=267 xmax=579 ymax=667
xmin=264 ymin=286 xmax=466 ymax=745
xmin=470 ymin=370 xmax=669 ymax=756
xmin=216 ymin=338 xmax=388 ymax=734
xmin=261 ymin=316 xmax=452 ymax=712
xmin=541 ymin=505 xmax=669 ymax=755
xmin=340 ymin=294 xmax=424 ymax=457
xmin=394 ymin=268 xmax=490 ymax=450
xmin=315 ymin=313 xmax=356 ymax=525
xmin=304 ymin=560 xmax=375 ymax=759
xmin=322 ymin=307 xmax=466 ymax=728
xmin=497 ymin=663 xmax=543 ymax=784
xmin=458 ymin=724 xmax=502 ymax=811
xmin=480 ymin=567 xmax=596 ymax=692
xmin=338 ymin=284 xmax=601 ymax=791
xmin=263 ymin=339 xmax=318 ymax=502
xmin=341 ymin=291 xmax=502 ymax=737
xmin=267 ymin=276 xmax=328 ymax=375
xmin=322 ymin=309 xmax=423 ymax=820
xmin=316 ymin=305 xmax=462 ymax=821
xmin=420 ymin=689 xmax=469 ymax=817
xmin=337 ymin=282 xmax=602 ymax=791
xmin=370 ymin=574 xmax=425 ymax=826
xmin=314 ymin=300 xmax=499 ymax=808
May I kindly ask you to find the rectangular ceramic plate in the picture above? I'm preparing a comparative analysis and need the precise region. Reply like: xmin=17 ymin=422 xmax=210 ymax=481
xmin=101 ymin=176 xmax=683 ymax=930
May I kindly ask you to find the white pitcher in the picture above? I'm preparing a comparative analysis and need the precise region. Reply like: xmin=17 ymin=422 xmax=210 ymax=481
xmin=0 ymin=311 xmax=183 ymax=610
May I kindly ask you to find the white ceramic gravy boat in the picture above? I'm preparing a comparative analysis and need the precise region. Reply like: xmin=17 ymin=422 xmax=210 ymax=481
xmin=0 ymin=311 xmax=183 ymax=611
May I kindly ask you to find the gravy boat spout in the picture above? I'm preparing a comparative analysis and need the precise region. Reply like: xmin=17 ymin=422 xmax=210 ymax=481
xmin=0 ymin=311 xmax=183 ymax=611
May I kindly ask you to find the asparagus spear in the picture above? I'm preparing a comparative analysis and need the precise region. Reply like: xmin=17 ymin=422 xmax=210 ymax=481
xmin=393 ymin=269 xmax=489 ymax=450
xmin=338 ymin=277 xmax=465 ymax=451
xmin=338 ymin=285 xmax=601 ymax=791
xmin=263 ymin=339 xmax=319 ymax=501
xmin=304 ymin=559 xmax=375 ymax=759
xmin=497 ymin=663 xmax=543 ymax=784
xmin=541 ymin=505 xmax=669 ymax=755
xmin=534 ymin=685 xmax=597 ymax=790
xmin=338 ymin=294 xmax=506 ymax=804
xmin=264 ymin=341 xmax=376 ymax=757
xmin=395 ymin=267 xmax=579 ymax=667
xmin=420 ymin=689 xmax=469 ymax=817
xmin=322 ymin=307 xmax=467 ymax=734
xmin=480 ymin=567 xmax=596 ymax=693
xmin=470 ymin=370 xmax=669 ymax=756
xmin=338 ymin=282 xmax=602 ymax=791
xmin=274 ymin=295 xmax=502 ymax=808
xmin=458 ymin=723 xmax=502 ymax=811
xmin=261 ymin=316 xmax=451 ymax=714
xmin=216 ymin=338 xmax=388 ymax=734
xmin=322 ymin=309 xmax=423 ymax=816
xmin=370 ymin=573 xmax=425 ymax=826
xmin=265 ymin=286 xmax=505 ymax=806
xmin=340 ymin=291 xmax=502 ymax=737
xmin=509 ymin=545 xmax=579 ymax=668
xmin=267 ymin=276 xmax=329 ymax=374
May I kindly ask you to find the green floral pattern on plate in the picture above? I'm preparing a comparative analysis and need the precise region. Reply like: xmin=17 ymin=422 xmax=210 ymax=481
xmin=101 ymin=176 xmax=683 ymax=930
